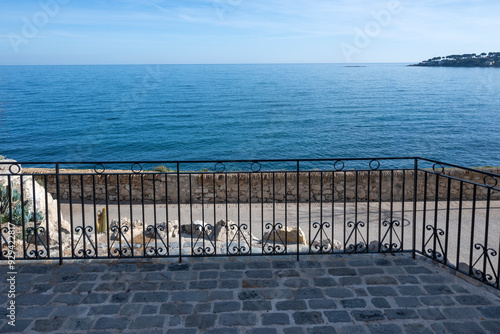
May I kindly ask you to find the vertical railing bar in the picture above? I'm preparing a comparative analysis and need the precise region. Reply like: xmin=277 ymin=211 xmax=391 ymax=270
xmin=296 ymin=161 xmax=300 ymax=261
xmin=456 ymin=181 xmax=463 ymax=269
xmin=32 ymin=175 xmax=38 ymax=258
xmin=201 ymin=173 xmax=205 ymax=255
xmin=45 ymin=175 xmax=50 ymax=259
xmin=190 ymin=174 xmax=193 ymax=255
xmin=468 ymin=185 xmax=477 ymax=276
xmin=389 ymin=170 xmax=394 ymax=252
xmin=343 ymin=171 xmax=347 ymax=253
xmin=177 ymin=163 xmax=181 ymax=263
xmin=153 ymin=173 xmax=158 ymax=257
xmin=92 ymin=175 xmax=97 ymax=258
xmin=367 ymin=170 xmax=370 ymax=253
xmin=432 ymin=173 xmax=439 ymax=260
xmin=308 ymin=171 xmax=311 ymax=254
xmin=273 ymin=172 xmax=276 ymax=253
xmin=237 ymin=173 xmax=241 ymax=253
xmin=80 ymin=175 xmax=85 ymax=258
xmin=225 ymin=172 xmax=228 ymax=255
xmin=482 ymin=187 xmax=491 ymax=283
xmin=401 ymin=170 xmax=406 ymax=252
xmin=412 ymin=159 xmax=418 ymax=259
xmin=117 ymin=174 xmax=123 ymax=257
xmin=20 ymin=175 xmax=26 ymax=259
xmin=128 ymin=174 xmax=133 ymax=257
xmin=261 ymin=172 xmax=264 ymax=256
xmin=248 ymin=172 xmax=252 ymax=255
xmin=284 ymin=172 xmax=287 ymax=254
xmin=444 ymin=178 xmax=451 ymax=265
xmin=354 ymin=171 xmax=358 ymax=250
xmin=105 ymin=175 xmax=110 ymax=258
xmin=422 ymin=172 xmax=428 ymax=255
xmin=378 ymin=171 xmax=382 ymax=253
xmin=68 ymin=175 xmax=74 ymax=258
xmin=320 ymin=171 xmax=323 ymax=253
xmin=214 ymin=173 xmax=217 ymax=256
xmin=141 ymin=175 xmax=145 ymax=257
xmin=165 ymin=172 xmax=170 ymax=256
xmin=332 ymin=171 xmax=335 ymax=254
xmin=56 ymin=164 xmax=62 ymax=264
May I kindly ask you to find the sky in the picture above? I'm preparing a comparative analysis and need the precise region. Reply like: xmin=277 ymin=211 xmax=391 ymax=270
xmin=0 ymin=0 xmax=499 ymax=65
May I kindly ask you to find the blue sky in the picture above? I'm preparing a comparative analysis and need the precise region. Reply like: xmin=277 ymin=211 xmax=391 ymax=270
xmin=1 ymin=0 xmax=499 ymax=65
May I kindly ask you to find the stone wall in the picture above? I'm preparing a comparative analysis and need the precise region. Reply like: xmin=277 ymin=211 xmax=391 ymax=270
xmin=21 ymin=168 xmax=500 ymax=203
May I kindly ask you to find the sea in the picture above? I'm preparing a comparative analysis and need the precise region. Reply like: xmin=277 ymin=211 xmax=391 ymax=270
xmin=0 ymin=63 xmax=499 ymax=170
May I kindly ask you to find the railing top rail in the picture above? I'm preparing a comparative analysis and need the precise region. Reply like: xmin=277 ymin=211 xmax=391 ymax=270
xmin=417 ymin=157 xmax=500 ymax=178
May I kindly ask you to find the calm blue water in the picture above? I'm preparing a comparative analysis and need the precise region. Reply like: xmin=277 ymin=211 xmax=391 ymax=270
xmin=0 ymin=64 xmax=499 ymax=168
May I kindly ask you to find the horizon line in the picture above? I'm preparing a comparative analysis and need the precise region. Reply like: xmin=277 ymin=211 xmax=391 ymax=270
xmin=0 ymin=61 xmax=416 ymax=66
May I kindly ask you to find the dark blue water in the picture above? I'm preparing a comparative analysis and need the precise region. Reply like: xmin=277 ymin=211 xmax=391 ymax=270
xmin=0 ymin=64 xmax=499 ymax=168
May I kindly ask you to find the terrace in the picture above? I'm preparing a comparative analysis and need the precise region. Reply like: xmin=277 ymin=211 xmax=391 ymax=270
xmin=1 ymin=157 xmax=499 ymax=333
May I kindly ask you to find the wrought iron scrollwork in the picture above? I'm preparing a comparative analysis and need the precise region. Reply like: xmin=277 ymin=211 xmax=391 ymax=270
xmin=73 ymin=226 xmax=96 ymax=258
xmin=471 ymin=244 xmax=498 ymax=286
xmin=26 ymin=224 xmax=48 ymax=259
xmin=345 ymin=221 xmax=367 ymax=253
xmin=94 ymin=163 xmax=105 ymax=174
xmin=423 ymin=225 xmax=446 ymax=262
xmin=379 ymin=220 xmax=403 ymax=253
xmin=144 ymin=224 xmax=169 ymax=256
xmin=110 ymin=224 xmax=133 ymax=257
xmin=192 ymin=223 xmax=215 ymax=256
xmin=228 ymin=223 xmax=250 ymax=255
xmin=311 ymin=222 xmax=333 ymax=254
xmin=1 ymin=225 xmax=12 ymax=258
xmin=262 ymin=222 xmax=286 ymax=255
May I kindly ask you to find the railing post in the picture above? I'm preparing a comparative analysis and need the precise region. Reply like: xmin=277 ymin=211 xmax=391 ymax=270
xmin=56 ymin=163 xmax=63 ymax=265
xmin=177 ymin=163 xmax=182 ymax=263
xmin=296 ymin=161 xmax=300 ymax=261
xmin=412 ymin=158 xmax=418 ymax=259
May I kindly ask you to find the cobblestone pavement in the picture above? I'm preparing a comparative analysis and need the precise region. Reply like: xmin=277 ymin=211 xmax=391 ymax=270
xmin=1 ymin=254 xmax=499 ymax=333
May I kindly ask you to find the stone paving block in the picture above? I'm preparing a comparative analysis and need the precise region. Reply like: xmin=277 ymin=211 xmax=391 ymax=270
xmin=173 ymin=271 xmax=198 ymax=280
xmin=351 ymin=310 xmax=385 ymax=321
xmin=340 ymin=298 xmax=367 ymax=308
xmin=242 ymin=279 xmax=279 ymax=288
xmin=299 ymin=261 xmax=322 ymax=268
xmin=396 ymin=275 xmax=419 ymax=284
xmin=199 ymin=271 xmax=218 ymax=279
xmin=142 ymin=305 xmax=158 ymax=314
xmin=277 ymin=300 xmax=308 ymax=311
xmin=454 ymin=295 xmax=491 ymax=305
xmin=384 ymin=267 xmax=404 ymax=274
xmin=357 ymin=267 xmax=384 ymax=275
xmin=443 ymin=322 xmax=486 ymax=334
xmin=354 ymin=288 xmax=367 ymax=296
xmin=349 ymin=259 xmax=373 ymax=267
xmin=405 ymin=266 xmax=432 ymax=274
xmin=418 ymin=275 xmax=447 ymax=283
xmin=219 ymin=313 xmax=257 ymax=326
xmin=168 ymin=263 xmax=190 ymax=271
xmin=139 ymin=263 xmax=165 ymax=272
xmin=213 ymin=301 xmax=241 ymax=313
xmin=441 ymin=307 xmax=479 ymax=319
xmin=16 ymin=294 xmax=53 ymax=305
xmin=159 ymin=281 xmax=186 ymax=290
xmin=420 ymin=296 xmax=455 ymax=306
xmin=261 ymin=313 xmax=290 ymax=325
xmin=238 ymin=290 xmax=261 ymax=300
xmin=32 ymin=283 xmax=52 ymax=293
xmin=82 ymin=293 xmax=110 ymax=304
xmin=324 ymin=260 xmax=347 ymax=268
xmin=450 ymin=284 xmax=469 ymax=294
xmin=259 ymin=288 xmax=294 ymax=300
xmin=160 ymin=303 xmax=194 ymax=315
xmin=324 ymin=287 xmax=354 ymax=298
xmin=313 ymin=277 xmax=337 ymax=287
xmin=64 ymin=318 xmax=94 ymax=331
xmin=365 ymin=276 xmax=398 ymax=285
xmin=75 ymin=282 xmax=95 ymax=293
xmin=284 ymin=278 xmax=310 ymax=288
xmin=53 ymin=283 xmax=75 ymax=293
xmin=194 ymin=303 xmax=212 ymax=312
xmin=283 ymin=328 xmax=306 ymax=334
xmin=171 ymin=291 xmax=207 ymax=302
xmin=219 ymin=280 xmax=239 ymax=289
xmin=88 ymin=304 xmax=121 ymax=315
xmin=108 ymin=264 xmax=138 ymax=272
xmin=480 ymin=320 xmax=500 ymax=333
xmin=477 ymin=306 xmax=500 ymax=318
xmin=306 ymin=326 xmax=337 ymax=334
xmin=190 ymin=280 xmax=218 ymax=289
xmin=32 ymin=318 xmax=65 ymax=332
xmin=294 ymin=288 xmax=324 ymax=299
xmin=93 ymin=317 xmax=128 ymax=330
xmin=224 ymin=262 xmax=246 ymax=270
xmin=133 ymin=291 xmax=169 ymax=303
xmin=110 ymin=292 xmax=130 ymax=303
xmin=166 ymin=329 xmax=197 ymax=334
xmin=272 ymin=261 xmax=296 ymax=269
xmin=130 ymin=316 xmax=165 ymax=329
xmin=328 ymin=268 xmax=356 ymax=276
xmin=128 ymin=282 xmax=159 ymax=291
xmin=277 ymin=269 xmax=301 ymax=277
xmin=308 ymin=299 xmax=337 ymax=310
xmin=371 ymin=297 xmax=391 ymax=308
xmin=209 ymin=290 xmax=234 ymax=301
xmin=398 ymin=286 xmax=426 ymax=296
xmin=374 ymin=259 xmax=392 ymax=266
xmin=339 ymin=277 xmax=362 ymax=285
xmin=248 ymin=261 xmax=271 ymax=269
xmin=245 ymin=270 xmax=273 ymax=278
xmin=20 ymin=306 xmax=54 ymax=318
xmin=367 ymin=324 xmax=402 ymax=334
xmin=223 ymin=271 xmax=244 ymax=279
xmin=95 ymin=282 xmax=127 ymax=292
xmin=423 ymin=284 xmax=454 ymax=295
xmin=403 ymin=323 xmax=434 ymax=334
xmin=324 ymin=310 xmax=352 ymax=323
xmin=293 ymin=311 xmax=324 ymax=325
xmin=338 ymin=325 xmax=368 ymax=334
xmin=185 ymin=314 xmax=217 ymax=328
xmin=1 ymin=319 xmax=32 ymax=333
xmin=205 ymin=329 xmax=238 ymax=334
xmin=417 ymin=308 xmax=446 ymax=320
xmin=243 ymin=300 xmax=272 ymax=311
xmin=247 ymin=328 xmax=278 ymax=334
xmin=366 ymin=286 xmax=397 ymax=296
xmin=384 ymin=308 xmax=419 ymax=320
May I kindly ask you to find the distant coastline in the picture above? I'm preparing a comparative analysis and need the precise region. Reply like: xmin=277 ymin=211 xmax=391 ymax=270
xmin=410 ymin=52 xmax=500 ymax=67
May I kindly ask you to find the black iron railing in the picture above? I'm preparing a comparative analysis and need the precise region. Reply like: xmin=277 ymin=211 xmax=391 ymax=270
xmin=0 ymin=157 xmax=498 ymax=289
